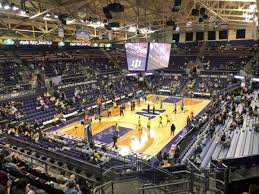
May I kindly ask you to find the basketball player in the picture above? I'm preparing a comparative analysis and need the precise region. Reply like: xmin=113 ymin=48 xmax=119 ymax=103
xmin=113 ymin=99 xmax=117 ymax=108
xmin=180 ymin=100 xmax=184 ymax=112
xmin=153 ymin=105 xmax=155 ymax=114
xmin=147 ymin=104 xmax=150 ymax=114
xmin=190 ymin=111 xmax=194 ymax=120
xmin=98 ymin=115 xmax=101 ymax=123
xmin=133 ymin=101 xmax=136 ymax=110
xmin=120 ymin=106 xmax=124 ymax=116
xmin=171 ymin=123 xmax=176 ymax=136
xmin=174 ymin=103 xmax=177 ymax=114
xmin=166 ymin=114 xmax=170 ymax=125
xmin=112 ymin=133 xmax=118 ymax=149
xmin=158 ymin=116 xmax=163 ymax=127
xmin=108 ymin=109 xmax=111 ymax=117
xmin=130 ymin=100 xmax=133 ymax=111
xmin=156 ymin=96 xmax=160 ymax=102
xmin=144 ymin=95 xmax=147 ymax=102
xmin=138 ymin=116 xmax=142 ymax=131
xmin=160 ymin=100 xmax=163 ymax=109
xmin=115 ymin=123 xmax=119 ymax=137
xmin=147 ymin=118 xmax=151 ymax=136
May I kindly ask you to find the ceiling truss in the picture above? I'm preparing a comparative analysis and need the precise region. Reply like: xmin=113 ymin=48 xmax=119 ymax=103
xmin=0 ymin=0 xmax=257 ymax=42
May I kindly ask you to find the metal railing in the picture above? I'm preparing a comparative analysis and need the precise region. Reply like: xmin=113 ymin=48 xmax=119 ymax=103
xmin=0 ymin=143 xmax=97 ymax=183
xmin=139 ymin=180 xmax=189 ymax=194
xmin=93 ymin=181 xmax=114 ymax=194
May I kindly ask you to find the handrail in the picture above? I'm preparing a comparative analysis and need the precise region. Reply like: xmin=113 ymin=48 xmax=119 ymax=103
xmin=0 ymin=144 xmax=97 ymax=183
xmin=138 ymin=180 xmax=189 ymax=190
xmin=102 ymin=163 xmax=134 ymax=176
xmin=5 ymin=135 xmax=104 ymax=179
xmin=136 ymin=160 xmax=181 ymax=177
xmin=209 ymin=177 xmax=225 ymax=185
xmin=7 ymin=135 xmax=100 ymax=168
xmin=93 ymin=181 xmax=113 ymax=193
xmin=187 ymin=159 xmax=200 ymax=171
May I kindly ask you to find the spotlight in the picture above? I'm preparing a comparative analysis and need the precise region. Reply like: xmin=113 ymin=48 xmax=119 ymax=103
xmin=54 ymin=15 xmax=58 ymax=19
xmin=4 ymin=4 xmax=10 ymax=10
xmin=249 ymin=3 xmax=256 ymax=11
xmin=128 ymin=26 xmax=137 ymax=33
xmin=20 ymin=10 xmax=26 ymax=14
xmin=45 ymin=13 xmax=50 ymax=17
xmin=12 ymin=6 xmax=19 ymax=11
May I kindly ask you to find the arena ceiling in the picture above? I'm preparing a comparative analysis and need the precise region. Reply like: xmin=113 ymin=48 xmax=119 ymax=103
xmin=0 ymin=0 xmax=258 ymax=42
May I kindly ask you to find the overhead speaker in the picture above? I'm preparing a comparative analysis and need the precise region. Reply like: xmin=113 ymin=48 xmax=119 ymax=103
xmin=200 ymin=7 xmax=206 ymax=15
xmin=108 ymin=3 xmax=124 ymax=12
xmin=198 ymin=17 xmax=204 ymax=23
xmin=104 ymin=24 xmax=112 ymax=30
xmin=103 ymin=6 xmax=112 ymax=19
xmin=192 ymin=9 xmax=199 ymax=16
xmin=109 ymin=22 xmax=120 ymax=28
xmin=58 ymin=15 xmax=67 ymax=25
xmin=174 ymin=0 xmax=181 ymax=7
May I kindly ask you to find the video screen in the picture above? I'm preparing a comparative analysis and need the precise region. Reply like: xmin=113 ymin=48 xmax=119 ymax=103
xmin=147 ymin=43 xmax=171 ymax=70
xmin=125 ymin=43 xmax=148 ymax=71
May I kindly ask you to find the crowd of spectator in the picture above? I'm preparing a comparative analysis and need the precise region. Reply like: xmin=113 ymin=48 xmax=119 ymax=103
xmin=0 ymin=146 xmax=92 ymax=194
xmin=189 ymin=88 xmax=258 ymax=167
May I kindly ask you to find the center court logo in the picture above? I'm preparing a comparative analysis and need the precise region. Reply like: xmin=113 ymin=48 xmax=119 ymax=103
xmin=136 ymin=109 xmax=166 ymax=119
xmin=131 ymin=59 xmax=142 ymax=68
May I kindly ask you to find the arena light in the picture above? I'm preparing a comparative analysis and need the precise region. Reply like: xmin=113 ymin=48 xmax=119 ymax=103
xmin=66 ymin=19 xmax=75 ymax=24
xmin=139 ymin=28 xmax=155 ymax=34
xmin=54 ymin=15 xmax=58 ymax=19
xmin=128 ymin=26 xmax=137 ymax=33
xmin=4 ymin=4 xmax=10 ymax=10
xmin=20 ymin=10 xmax=26 ymax=15
xmin=186 ymin=21 xmax=192 ymax=27
xmin=12 ymin=5 xmax=19 ymax=11
xmin=249 ymin=3 xmax=257 ymax=11
xmin=0 ymin=3 xmax=2 ymax=8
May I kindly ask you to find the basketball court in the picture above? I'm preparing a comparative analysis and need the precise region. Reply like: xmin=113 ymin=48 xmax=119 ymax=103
xmin=52 ymin=95 xmax=210 ymax=158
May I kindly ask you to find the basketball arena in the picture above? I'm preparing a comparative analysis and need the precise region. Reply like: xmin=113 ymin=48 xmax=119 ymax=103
xmin=0 ymin=1 xmax=258 ymax=194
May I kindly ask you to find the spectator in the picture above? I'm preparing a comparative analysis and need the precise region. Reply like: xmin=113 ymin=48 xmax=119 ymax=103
xmin=11 ymin=178 xmax=35 ymax=194
xmin=64 ymin=180 xmax=81 ymax=194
